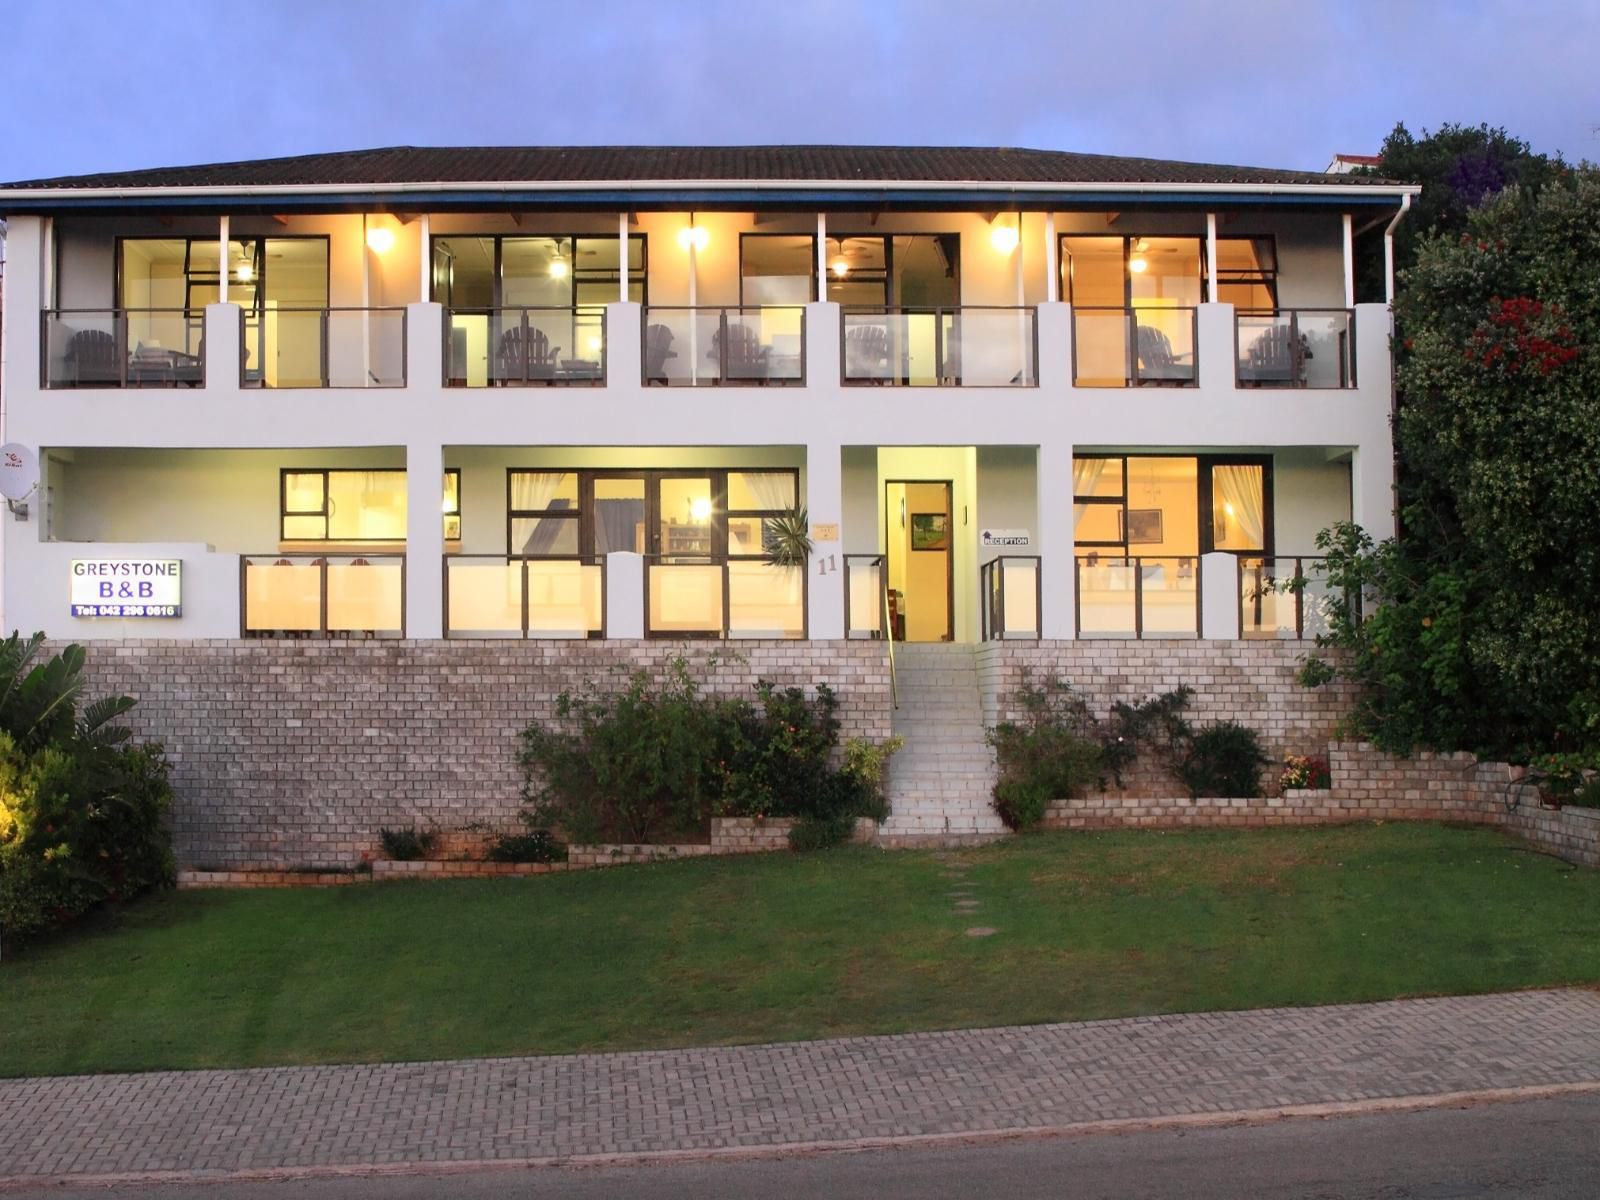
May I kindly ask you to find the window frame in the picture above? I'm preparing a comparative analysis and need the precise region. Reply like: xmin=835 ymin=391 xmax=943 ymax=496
xmin=278 ymin=466 xmax=460 ymax=544
xmin=738 ymin=233 xmax=962 ymax=308
xmin=1071 ymin=453 xmax=1274 ymax=556
xmin=114 ymin=234 xmax=331 ymax=313
xmin=430 ymin=232 xmax=649 ymax=310
xmin=1206 ymin=235 xmax=1280 ymax=314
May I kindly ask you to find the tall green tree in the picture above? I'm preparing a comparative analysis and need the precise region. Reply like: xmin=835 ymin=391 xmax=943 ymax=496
xmin=1355 ymin=122 xmax=1560 ymax=302
xmin=1315 ymin=170 xmax=1600 ymax=759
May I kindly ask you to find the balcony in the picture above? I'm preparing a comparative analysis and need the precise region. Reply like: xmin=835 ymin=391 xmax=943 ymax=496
xmin=1238 ymin=555 xmax=1337 ymax=639
xmin=443 ymin=555 xmax=605 ymax=637
xmin=841 ymin=307 xmax=1037 ymax=386
xmin=642 ymin=307 xmax=805 ymax=386
xmin=242 ymin=308 xmax=407 ymax=388
xmin=42 ymin=309 xmax=205 ymax=388
xmin=444 ymin=307 xmax=605 ymax=386
xmin=644 ymin=556 xmax=805 ymax=638
xmin=241 ymin=553 xmax=406 ymax=637
xmin=980 ymin=556 xmax=1042 ymax=640
xmin=1071 ymin=307 xmax=1197 ymax=387
xmin=1075 ymin=555 xmax=1200 ymax=638
xmin=1236 ymin=309 xmax=1355 ymax=388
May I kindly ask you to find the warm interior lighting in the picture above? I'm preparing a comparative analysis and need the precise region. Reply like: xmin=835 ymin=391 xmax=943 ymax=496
xmin=689 ymin=497 xmax=713 ymax=522
xmin=1129 ymin=257 xmax=1149 ymax=273
xmin=1223 ymin=501 xmax=1236 ymax=516
xmin=990 ymin=223 xmax=1020 ymax=254
xmin=831 ymin=255 xmax=850 ymax=277
xmin=235 ymin=263 xmax=253 ymax=282
xmin=677 ymin=226 xmax=709 ymax=252
xmin=365 ymin=226 xmax=396 ymax=254
xmin=548 ymin=255 xmax=569 ymax=280
xmin=585 ymin=335 xmax=602 ymax=353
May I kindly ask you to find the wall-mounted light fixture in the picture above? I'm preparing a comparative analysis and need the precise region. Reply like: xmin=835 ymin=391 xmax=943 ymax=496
xmin=677 ymin=225 xmax=709 ymax=252
xmin=366 ymin=226 xmax=396 ymax=254
xmin=990 ymin=221 xmax=1020 ymax=254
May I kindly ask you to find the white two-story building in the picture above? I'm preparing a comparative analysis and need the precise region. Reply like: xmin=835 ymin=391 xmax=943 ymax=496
xmin=0 ymin=145 xmax=1416 ymax=651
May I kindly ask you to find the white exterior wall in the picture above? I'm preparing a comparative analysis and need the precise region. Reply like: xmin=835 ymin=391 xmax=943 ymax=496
xmin=1 ymin=211 xmax=1397 ymax=642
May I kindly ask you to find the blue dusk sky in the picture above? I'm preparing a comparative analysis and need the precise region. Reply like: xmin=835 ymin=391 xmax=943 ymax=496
xmin=2 ymin=0 xmax=1594 ymax=182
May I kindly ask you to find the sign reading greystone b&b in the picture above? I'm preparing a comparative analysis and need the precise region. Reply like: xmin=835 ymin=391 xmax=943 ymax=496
xmin=70 ymin=559 xmax=183 ymax=618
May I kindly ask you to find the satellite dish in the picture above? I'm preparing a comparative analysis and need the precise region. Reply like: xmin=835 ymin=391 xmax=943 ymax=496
xmin=0 ymin=444 xmax=39 ymax=502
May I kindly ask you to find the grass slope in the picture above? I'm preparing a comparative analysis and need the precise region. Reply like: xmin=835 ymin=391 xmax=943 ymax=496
xmin=3 ymin=824 xmax=1598 ymax=1077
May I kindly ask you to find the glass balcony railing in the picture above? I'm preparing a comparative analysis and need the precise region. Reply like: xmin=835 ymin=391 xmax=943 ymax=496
xmin=1236 ymin=309 xmax=1355 ymax=388
xmin=844 ymin=554 xmax=887 ymax=639
xmin=242 ymin=308 xmax=407 ymax=388
xmin=1075 ymin=554 xmax=1200 ymax=638
xmin=980 ymin=555 xmax=1041 ymax=640
xmin=1239 ymin=555 xmax=1337 ymax=640
xmin=241 ymin=554 xmax=405 ymax=637
xmin=443 ymin=555 xmax=604 ymax=638
xmin=642 ymin=307 xmax=805 ymax=386
xmin=644 ymin=556 xmax=805 ymax=638
xmin=841 ymin=307 xmax=1037 ymax=386
xmin=444 ymin=307 xmax=605 ymax=386
xmin=1071 ymin=307 xmax=1198 ymax=387
xmin=42 ymin=309 xmax=205 ymax=388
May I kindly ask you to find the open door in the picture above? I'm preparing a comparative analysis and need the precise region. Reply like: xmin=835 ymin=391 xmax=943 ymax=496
xmin=885 ymin=480 xmax=953 ymax=642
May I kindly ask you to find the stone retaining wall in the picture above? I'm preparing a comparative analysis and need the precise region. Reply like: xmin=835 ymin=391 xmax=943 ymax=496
xmin=1041 ymin=740 xmax=1598 ymax=869
xmin=976 ymin=640 xmax=1358 ymax=798
xmin=77 ymin=639 xmax=891 ymax=869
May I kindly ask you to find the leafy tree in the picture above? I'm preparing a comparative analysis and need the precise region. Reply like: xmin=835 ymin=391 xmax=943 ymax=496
xmin=1312 ymin=171 xmax=1600 ymax=759
xmin=1354 ymin=122 xmax=1561 ymax=302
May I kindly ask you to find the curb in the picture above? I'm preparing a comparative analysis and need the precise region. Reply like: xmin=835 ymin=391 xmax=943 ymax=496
xmin=3 ymin=1080 xmax=1597 ymax=1191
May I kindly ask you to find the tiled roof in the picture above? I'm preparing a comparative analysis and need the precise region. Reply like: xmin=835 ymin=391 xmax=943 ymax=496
xmin=0 ymin=145 xmax=1410 ymax=191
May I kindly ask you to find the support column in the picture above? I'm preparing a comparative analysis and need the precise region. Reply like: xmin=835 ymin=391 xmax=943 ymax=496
xmin=1037 ymin=439 xmax=1076 ymax=639
xmin=218 ymin=215 xmax=230 ymax=305
xmin=1200 ymin=552 xmax=1242 ymax=640
xmin=1342 ymin=213 xmax=1355 ymax=308
xmin=815 ymin=212 xmax=827 ymax=302
xmin=418 ymin=214 xmax=431 ymax=299
xmin=405 ymin=440 xmax=445 ymax=639
xmin=1044 ymin=212 xmax=1058 ymax=303
xmin=1205 ymin=212 xmax=1219 ymax=302
xmin=618 ymin=212 xmax=629 ymax=302
xmin=805 ymin=439 xmax=845 ymax=640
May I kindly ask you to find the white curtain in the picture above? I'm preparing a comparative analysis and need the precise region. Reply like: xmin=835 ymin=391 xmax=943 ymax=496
xmin=741 ymin=471 xmax=795 ymax=512
xmin=511 ymin=472 xmax=573 ymax=555
xmin=1212 ymin=464 xmax=1266 ymax=550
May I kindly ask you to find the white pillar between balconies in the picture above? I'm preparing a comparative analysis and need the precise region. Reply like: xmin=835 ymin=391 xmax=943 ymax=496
xmin=1196 ymin=303 xmax=1235 ymax=390
xmin=1205 ymin=213 xmax=1219 ymax=302
xmin=805 ymin=437 xmax=845 ymax=640
xmin=203 ymin=303 xmax=242 ymax=390
xmin=1037 ymin=439 xmax=1076 ymax=639
xmin=605 ymin=551 xmax=645 ymax=638
xmin=1044 ymin=212 xmax=1058 ymax=303
xmin=816 ymin=212 xmax=827 ymax=301
xmin=405 ymin=440 xmax=445 ymax=640
xmin=618 ymin=212 xmax=629 ymax=302
xmin=418 ymin=214 xmax=431 ymax=299
xmin=1200 ymin=551 xmax=1242 ymax=640
xmin=1343 ymin=213 xmax=1356 ymax=308
xmin=218 ymin=215 xmax=229 ymax=305
xmin=606 ymin=301 xmax=641 ymax=386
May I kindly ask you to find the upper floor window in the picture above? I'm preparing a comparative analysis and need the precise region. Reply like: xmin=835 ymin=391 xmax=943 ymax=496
xmin=1209 ymin=237 xmax=1279 ymax=313
xmin=737 ymin=234 xmax=959 ymax=307
xmin=118 ymin=236 xmax=329 ymax=313
xmin=1062 ymin=236 xmax=1202 ymax=309
xmin=280 ymin=468 xmax=460 ymax=542
xmin=430 ymin=235 xmax=646 ymax=309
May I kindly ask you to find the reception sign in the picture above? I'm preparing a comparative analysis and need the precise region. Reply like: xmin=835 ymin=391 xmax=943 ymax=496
xmin=70 ymin=559 xmax=183 ymax=618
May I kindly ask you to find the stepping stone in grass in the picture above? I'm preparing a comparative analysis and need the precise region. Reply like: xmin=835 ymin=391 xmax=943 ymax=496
xmin=965 ymin=926 xmax=999 ymax=938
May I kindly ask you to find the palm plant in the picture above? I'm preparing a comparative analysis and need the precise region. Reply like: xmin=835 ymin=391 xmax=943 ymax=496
xmin=0 ymin=633 xmax=133 ymax=754
xmin=763 ymin=508 xmax=813 ymax=569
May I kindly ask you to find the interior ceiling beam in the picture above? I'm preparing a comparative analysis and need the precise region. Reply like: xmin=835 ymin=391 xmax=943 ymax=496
xmin=627 ymin=211 xmax=640 ymax=226
xmin=980 ymin=210 xmax=999 ymax=224
xmin=868 ymin=211 xmax=880 ymax=226
xmin=751 ymin=212 xmax=783 ymax=226
xmin=1104 ymin=212 xmax=1121 ymax=225
xmin=508 ymin=212 xmax=524 ymax=227
xmin=392 ymin=213 xmax=417 ymax=226
xmin=270 ymin=214 xmax=290 ymax=226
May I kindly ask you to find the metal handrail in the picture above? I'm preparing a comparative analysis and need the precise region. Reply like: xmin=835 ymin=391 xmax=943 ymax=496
xmin=1074 ymin=553 xmax=1201 ymax=639
xmin=442 ymin=306 xmax=606 ymax=386
xmin=1069 ymin=306 xmax=1199 ymax=387
xmin=641 ymin=305 xmax=806 ymax=387
xmin=882 ymin=562 xmax=898 ymax=708
xmin=840 ymin=305 xmax=1038 ymax=387
xmin=980 ymin=554 xmax=1042 ymax=640
xmin=1234 ymin=307 xmax=1356 ymax=389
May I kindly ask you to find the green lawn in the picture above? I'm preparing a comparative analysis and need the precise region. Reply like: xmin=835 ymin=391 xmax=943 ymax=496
xmin=4 ymin=823 xmax=1599 ymax=1078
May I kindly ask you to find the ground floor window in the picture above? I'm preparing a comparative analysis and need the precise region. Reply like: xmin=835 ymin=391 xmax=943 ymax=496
xmin=279 ymin=468 xmax=460 ymax=543
xmin=1073 ymin=454 xmax=1271 ymax=555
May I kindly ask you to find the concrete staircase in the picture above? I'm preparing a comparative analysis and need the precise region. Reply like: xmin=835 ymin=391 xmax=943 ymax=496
xmin=880 ymin=643 xmax=1007 ymax=846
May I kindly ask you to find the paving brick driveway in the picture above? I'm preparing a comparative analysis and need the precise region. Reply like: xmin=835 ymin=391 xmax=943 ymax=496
xmin=2 ymin=989 xmax=1599 ymax=1184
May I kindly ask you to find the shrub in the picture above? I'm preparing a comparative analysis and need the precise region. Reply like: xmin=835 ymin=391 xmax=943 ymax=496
xmin=378 ymin=825 xmax=439 ymax=861
xmin=520 ymin=656 xmax=890 ymax=851
xmin=483 ymin=828 xmax=566 ymax=863
xmin=0 ymin=634 xmax=174 ymax=948
xmin=1176 ymin=722 xmax=1269 ymax=799
xmin=1571 ymin=777 xmax=1600 ymax=810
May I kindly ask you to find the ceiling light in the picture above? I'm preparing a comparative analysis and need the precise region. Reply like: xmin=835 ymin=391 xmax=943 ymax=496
xmin=1134 ymin=238 xmax=1150 ymax=252
xmin=366 ymin=226 xmax=395 ymax=254
xmin=678 ymin=226 xmax=709 ymax=252
xmin=831 ymin=255 xmax=850 ymax=277
xmin=990 ymin=224 xmax=1020 ymax=254
xmin=235 ymin=263 xmax=253 ymax=282
xmin=548 ymin=255 xmax=569 ymax=280
xmin=1129 ymin=257 xmax=1149 ymax=273
xmin=689 ymin=497 xmax=713 ymax=522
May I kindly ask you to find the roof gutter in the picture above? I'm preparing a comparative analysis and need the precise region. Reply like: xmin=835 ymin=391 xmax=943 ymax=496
xmin=1383 ymin=193 xmax=1413 ymax=304
xmin=0 ymin=177 xmax=1424 ymax=203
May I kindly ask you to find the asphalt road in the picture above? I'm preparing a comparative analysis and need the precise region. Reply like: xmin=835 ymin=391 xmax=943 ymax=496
xmin=12 ymin=1092 xmax=1600 ymax=1199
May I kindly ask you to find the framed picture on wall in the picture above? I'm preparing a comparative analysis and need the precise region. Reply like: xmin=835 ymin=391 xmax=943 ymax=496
xmin=1123 ymin=508 xmax=1163 ymax=545
xmin=910 ymin=512 xmax=949 ymax=551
